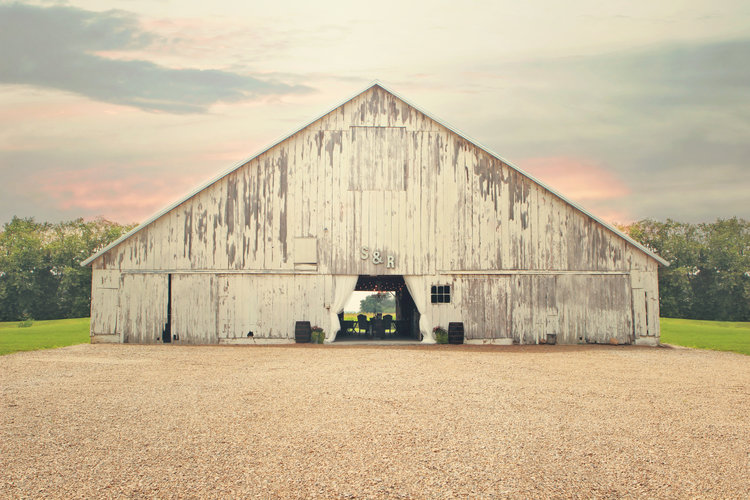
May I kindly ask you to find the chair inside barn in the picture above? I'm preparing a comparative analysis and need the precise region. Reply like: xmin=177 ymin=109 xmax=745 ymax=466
xmin=357 ymin=314 xmax=369 ymax=335
xmin=382 ymin=315 xmax=393 ymax=334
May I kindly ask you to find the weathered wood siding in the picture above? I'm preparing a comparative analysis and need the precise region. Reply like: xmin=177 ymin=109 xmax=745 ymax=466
xmin=217 ymin=274 xmax=327 ymax=340
xmin=90 ymin=84 xmax=661 ymax=344
xmin=171 ymin=274 xmax=217 ymax=344
xmin=90 ymin=269 xmax=121 ymax=341
xmin=116 ymin=273 xmax=168 ymax=344
xmin=90 ymin=270 xmax=327 ymax=343
xmin=427 ymin=273 xmax=635 ymax=344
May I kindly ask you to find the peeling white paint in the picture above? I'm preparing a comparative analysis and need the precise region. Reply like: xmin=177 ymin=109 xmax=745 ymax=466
xmin=88 ymin=85 xmax=663 ymax=345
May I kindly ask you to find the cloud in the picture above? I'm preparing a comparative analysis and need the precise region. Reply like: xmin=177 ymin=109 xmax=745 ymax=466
xmin=33 ymin=166 xmax=200 ymax=224
xmin=0 ymin=145 xmax=206 ymax=224
xmin=458 ymin=38 xmax=750 ymax=222
xmin=518 ymin=156 xmax=633 ymax=223
xmin=519 ymin=156 xmax=630 ymax=201
xmin=0 ymin=3 xmax=311 ymax=113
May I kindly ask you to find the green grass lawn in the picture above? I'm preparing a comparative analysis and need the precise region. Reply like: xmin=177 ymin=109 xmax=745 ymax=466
xmin=344 ymin=312 xmax=386 ymax=321
xmin=0 ymin=317 xmax=90 ymax=356
xmin=1 ymin=316 xmax=747 ymax=356
xmin=660 ymin=317 xmax=750 ymax=356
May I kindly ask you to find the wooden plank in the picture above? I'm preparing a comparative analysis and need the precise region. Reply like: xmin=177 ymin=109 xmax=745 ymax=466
xmin=171 ymin=274 xmax=217 ymax=344
xmin=116 ymin=273 xmax=168 ymax=344
xmin=483 ymin=277 xmax=510 ymax=340
xmin=410 ymin=131 xmax=423 ymax=274
xmin=90 ymin=288 xmax=118 ymax=335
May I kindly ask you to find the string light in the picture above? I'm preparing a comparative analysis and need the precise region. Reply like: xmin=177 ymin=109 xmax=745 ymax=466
xmin=354 ymin=275 xmax=406 ymax=292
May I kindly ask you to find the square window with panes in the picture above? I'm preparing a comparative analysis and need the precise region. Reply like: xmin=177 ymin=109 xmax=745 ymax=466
xmin=430 ymin=285 xmax=451 ymax=304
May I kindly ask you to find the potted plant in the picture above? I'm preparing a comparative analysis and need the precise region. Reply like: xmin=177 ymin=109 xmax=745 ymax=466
xmin=311 ymin=326 xmax=326 ymax=344
xmin=433 ymin=326 xmax=448 ymax=344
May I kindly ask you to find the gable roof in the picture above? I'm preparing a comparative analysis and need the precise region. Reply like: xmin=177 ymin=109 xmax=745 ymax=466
xmin=82 ymin=81 xmax=668 ymax=267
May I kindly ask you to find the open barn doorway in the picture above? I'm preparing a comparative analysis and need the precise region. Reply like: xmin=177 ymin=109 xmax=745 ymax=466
xmin=336 ymin=275 xmax=420 ymax=342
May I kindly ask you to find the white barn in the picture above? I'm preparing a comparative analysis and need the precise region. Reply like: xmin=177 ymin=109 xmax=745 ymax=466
xmin=83 ymin=83 xmax=666 ymax=346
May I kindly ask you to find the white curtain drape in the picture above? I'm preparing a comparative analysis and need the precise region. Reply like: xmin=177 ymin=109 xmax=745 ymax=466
xmin=404 ymin=275 xmax=435 ymax=343
xmin=327 ymin=275 xmax=359 ymax=343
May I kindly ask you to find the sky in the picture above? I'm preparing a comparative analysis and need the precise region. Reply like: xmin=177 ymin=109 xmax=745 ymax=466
xmin=1 ymin=0 xmax=748 ymax=226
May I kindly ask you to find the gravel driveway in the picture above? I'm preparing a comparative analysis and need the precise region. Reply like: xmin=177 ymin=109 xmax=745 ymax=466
xmin=1 ymin=344 xmax=749 ymax=498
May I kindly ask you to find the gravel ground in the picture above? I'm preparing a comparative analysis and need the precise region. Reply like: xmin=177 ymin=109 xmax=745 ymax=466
xmin=1 ymin=343 xmax=749 ymax=499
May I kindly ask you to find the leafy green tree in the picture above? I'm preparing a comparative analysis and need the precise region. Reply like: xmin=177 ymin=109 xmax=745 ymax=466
xmin=623 ymin=218 xmax=749 ymax=321
xmin=624 ymin=219 xmax=701 ymax=318
xmin=693 ymin=218 xmax=750 ymax=321
xmin=0 ymin=218 xmax=50 ymax=320
xmin=359 ymin=292 xmax=396 ymax=314
xmin=0 ymin=217 xmax=134 ymax=321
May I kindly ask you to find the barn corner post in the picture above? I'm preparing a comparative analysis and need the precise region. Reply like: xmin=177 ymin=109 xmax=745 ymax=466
xmin=632 ymin=260 xmax=663 ymax=346
xmin=86 ymin=260 xmax=123 ymax=344
xmin=82 ymin=82 xmax=666 ymax=347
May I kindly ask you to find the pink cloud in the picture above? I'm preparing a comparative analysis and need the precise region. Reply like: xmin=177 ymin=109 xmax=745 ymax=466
xmin=35 ymin=167 xmax=204 ymax=224
xmin=26 ymin=133 xmax=263 ymax=225
xmin=518 ymin=156 xmax=633 ymax=223
xmin=519 ymin=156 xmax=630 ymax=201
xmin=130 ymin=17 xmax=268 ymax=66
xmin=0 ymin=92 xmax=130 ymax=132
xmin=88 ymin=16 xmax=254 ymax=66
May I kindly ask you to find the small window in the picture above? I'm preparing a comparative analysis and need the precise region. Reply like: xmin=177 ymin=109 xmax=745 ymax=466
xmin=430 ymin=285 xmax=451 ymax=304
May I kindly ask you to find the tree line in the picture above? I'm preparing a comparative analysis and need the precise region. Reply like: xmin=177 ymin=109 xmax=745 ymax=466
xmin=0 ymin=216 xmax=747 ymax=322
xmin=0 ymin=217 xmax=134 ymax=321
xmin=620 ymin=218 xmax=749 ymax=321
xmin=359 ymin=292 xmax=396 ymax=314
